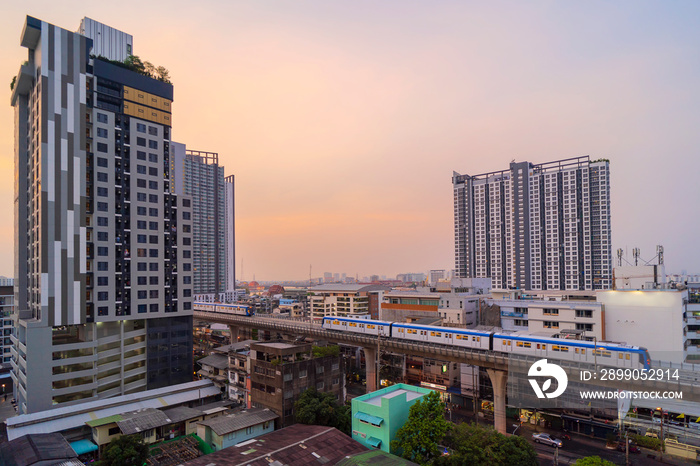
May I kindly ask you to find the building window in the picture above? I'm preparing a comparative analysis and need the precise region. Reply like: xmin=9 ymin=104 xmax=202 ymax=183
xmin=136 ymin=137 xmax=146 ymax=147
xmin=97 ymin=277 xmax=108 ymax=286
xmin=97 ymin=113 xmax=108 ymax=123
xmin=97 ymin=247 xmax=109 ymax=256
xmin=148 ymin=140 xmax=158 ymax=149
xmin=98 ymin=262 xmax=109 ymax=271
xmin=137 ymin=123 xmax=146 ymax=133
xmin=148 ymin=126 xmax=158 ymax=136
xmin=98 ymin=306 xmax=108 ymax=316
xmin=245 ymin=427 xmax=254 ymax=435
xmin=543 ymin=321 xmax=559 ymax=329
xmin=575 ymin=310 xmax=593 ymax=318
xmin=149 ymin=153 xmax=158 ymax=163
xmin=97 ymin=217 xmax=108 ymax=226
xmin=97 ymin=157 xmax=108 ymax=167
xmin=137 ymin=290 xmax=147 ymax=299
xmin=97 ymin=292 xmax=108 ymax=301
xmin=138 ymin=304 xmax=147 ymax=313
xmin=299 ymin=369 xmax=307 ymax=378
xmin=316 ymin=381 xmax=324 ymax=390
xmin=150 ymin=304 xmax=159 ymax=312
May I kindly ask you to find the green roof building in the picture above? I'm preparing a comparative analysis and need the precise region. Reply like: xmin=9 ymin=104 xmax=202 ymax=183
xmin=351 ymin=383 xmax=433 ymax=453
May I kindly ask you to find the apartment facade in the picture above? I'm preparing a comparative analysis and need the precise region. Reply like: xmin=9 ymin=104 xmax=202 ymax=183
xmin=453 ymin=156 xmax=612 ymax=291
xmin=0 ymin=282 xmax=14 ymax=365
xmin=491 ymin=290 xmax=604 ymax=340
xmin=249 ymin=341 xmax=344 ymax=427
xmin=11 ymin=16 xmax=193 ymax=414
xmin=308 ymin=284 xmax=388 ymax=322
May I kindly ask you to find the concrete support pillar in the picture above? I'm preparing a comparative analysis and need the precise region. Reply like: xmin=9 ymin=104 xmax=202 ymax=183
xmin=228 ymin=325 xmax=239 ymax=343
xmin=486 ymin=368 xmax=508 ymax=434
xmin=363 ymin=346 xmax=377 ymax=393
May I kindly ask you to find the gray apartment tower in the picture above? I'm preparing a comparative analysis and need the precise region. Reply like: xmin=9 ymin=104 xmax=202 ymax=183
xmin=10 ymin=16 xmax=194 ymax=414
xmin=170 ymin=145 xmax=235 ymax=297
xmin=453 ymin=157 xmax=612 ymax=291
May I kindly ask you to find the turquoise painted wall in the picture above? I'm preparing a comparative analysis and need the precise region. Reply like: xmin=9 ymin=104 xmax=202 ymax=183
xmin=351 ymin=384 xmax=433 ymax=453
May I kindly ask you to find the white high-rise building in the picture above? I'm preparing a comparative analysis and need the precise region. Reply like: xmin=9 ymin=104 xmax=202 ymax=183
xmin=453 ymin=157 xmax=611 ymax=291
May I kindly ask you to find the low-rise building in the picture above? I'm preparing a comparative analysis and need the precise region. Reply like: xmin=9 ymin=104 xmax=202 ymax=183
xmin=196 ymin=408 xmax=277 ymax=452
xmin=438 ymin=293 xmax=479 ymax=327
xmin=0 ymin=433 xmax=81 ymax=466
xmin=249 ymin=341 xmax=344 ymax=427
xmin=351 ymin=384 xmax=433 ymax=452
xmin=380 ymin=291 xmax=440 ymax=322
xmin=490 ymin=289 xmax=603 ymax=340
xmin=309 ymin=284 xmax=389 ymax=322
xmin=197 ymin=353 xmax=229 ymax=392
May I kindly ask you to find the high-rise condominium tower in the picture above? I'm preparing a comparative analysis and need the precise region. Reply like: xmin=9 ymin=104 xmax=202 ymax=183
xmin=453 ymin=156 xmax=611 ymax=291
xmin=170 ymin=144 xmax=235 ymax=296
xmin=11 ymin=16 xmax=194 ymax=414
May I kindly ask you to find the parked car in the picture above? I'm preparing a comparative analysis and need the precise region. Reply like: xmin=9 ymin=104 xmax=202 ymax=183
xmin=617 ymin=441 xmax=641 ymax=454
xmin=532 ymin=433 xmax=563 ymax=448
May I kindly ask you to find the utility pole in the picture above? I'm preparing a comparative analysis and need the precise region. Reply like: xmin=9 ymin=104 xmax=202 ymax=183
xmin=625 ymin=430 xmax=629 ymax=466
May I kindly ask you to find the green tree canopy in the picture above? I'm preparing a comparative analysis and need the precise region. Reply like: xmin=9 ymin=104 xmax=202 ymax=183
xmin=573 ymin=456 xmax=616 ymax=466
xmin=294 ymin=388 xmax=350 ymax=434
xmin=391 ymin=391 xmax=450 ymax=464
xmin=432 ymin=422 xmax=537 ymax=466
xmin=97 ymin=434 xmax=148 ymax=466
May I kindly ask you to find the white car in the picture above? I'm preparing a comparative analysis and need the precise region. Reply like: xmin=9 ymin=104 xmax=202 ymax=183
xmin=532 ymin=433 xmax=563 ymax=448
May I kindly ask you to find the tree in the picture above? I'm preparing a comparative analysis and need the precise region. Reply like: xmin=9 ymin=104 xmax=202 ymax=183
xmin=97 ymin=434 xmax=148 ymax=466
xmin=573 ymin=456 xmax=616 ymax=466
xmin=294 ymin=388 xmax=351 ymax=434
xmin=123 ymin=55 xmax=145 ymax=75
xmin=432 ymin=422 xmax=537 ymax=466
xmin=155 ymin=66 xmax=172 ymax=84
xmin=391 ymin=391 xmax=450 ymax=464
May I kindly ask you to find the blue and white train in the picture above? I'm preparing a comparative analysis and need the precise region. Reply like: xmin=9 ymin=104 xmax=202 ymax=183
xmin=321 ymin=316 xmax=651 ymax=370
xmin=194 ymin=302 xmax=254 ymax=316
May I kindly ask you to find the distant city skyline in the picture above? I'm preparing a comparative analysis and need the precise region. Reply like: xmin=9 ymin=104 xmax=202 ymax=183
xmin=2 ymin=2 xmax=700 ymax=281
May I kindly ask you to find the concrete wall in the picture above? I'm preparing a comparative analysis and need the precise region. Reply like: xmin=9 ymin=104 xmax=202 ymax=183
xmin=598 ymin=290 xmax=686 ymax=363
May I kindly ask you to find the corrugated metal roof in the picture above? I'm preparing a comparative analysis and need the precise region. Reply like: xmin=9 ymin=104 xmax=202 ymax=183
xmin=182 ymin=425 xmax=367 ymax=466
xmin=85 ymin=414 xmax=123 ymax=428
xmin=161 ymin=406 xmax=204 ymax=424
xmin=6 ymin=380 xmax=220 ymax=441
xmin=0 ymin=433 xmax=77 ymax=465
xmin=197 ymin=353 xmax=229 ymax=370
xmin=197 ymin=408 xmax=278 ymax=436
xmin=117 ymin=408 xmax=172 ymax=435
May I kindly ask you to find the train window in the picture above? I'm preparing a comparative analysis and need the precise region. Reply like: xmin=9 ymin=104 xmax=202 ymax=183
xmin=517 ymin=342 xmax=524 ymax=347
xmin=575 ymin=348 xmax=579 ymax=354
xmin=560 ymin=346 xmax=568 ymax=352
xmin=472 ymin=337 xmax=476 ymax=341
xmin=542 ymin=345 xmax=546 ymax=350
xmin=476 ymin=337 xmax=480 ymax=342
xmin=436 ymin=333 xmax=442 ymax=337
xmin=502 ymin=340 xmax=506 ymax=346
xmin=456 ymin=335 xmax=461 ymax=340
xmin=524 ymin=342 xmax=531 ymax=348
xmin=537 ymin=344 xmax=540 ymax=349
xmin=553 ymin=345 xmax=559 ymax=351
xmin=626 ymin=354 xmax=630 ymax=360
xmin=508 ymin=341 xmax=512 ymax=346
xmin=430 ymin=332 xmax=435 ymax=336
xmin=581 ymin=349 xmax=585 ymax=354
xmin=619 ymin=353 xmax=623 ymax=359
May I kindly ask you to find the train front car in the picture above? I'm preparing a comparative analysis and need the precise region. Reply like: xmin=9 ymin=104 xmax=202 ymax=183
xmin=499 ymin=332 xmax=650 ymax=370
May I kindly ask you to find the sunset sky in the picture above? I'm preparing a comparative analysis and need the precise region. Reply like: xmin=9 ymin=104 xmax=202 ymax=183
xmin=2 ymin=1 xmax=700 ymax=281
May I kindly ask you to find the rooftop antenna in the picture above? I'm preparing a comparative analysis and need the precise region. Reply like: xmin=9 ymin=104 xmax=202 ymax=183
xmin=632 ymin=248 xmax=640 ymax=266
xmin=617 ymin=248 xmax=623 ymax=267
